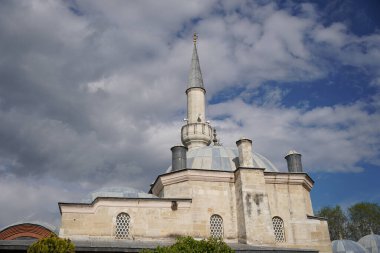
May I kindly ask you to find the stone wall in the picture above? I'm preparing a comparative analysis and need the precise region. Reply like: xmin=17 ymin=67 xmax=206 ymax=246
xmin=60 ymin=170 xmax=238 ymax=241
xmin=153 ymin=169 xmax=239 ymax=241
xmin=60 ymin=169 xmax=331 ymax=253
xmin=264 ymin=172 xmax=331 ymax=253
xmin=235 ymin=168 xmax=276 ymax=245
xmin=60 ymin=198 xmax=192 ymax=240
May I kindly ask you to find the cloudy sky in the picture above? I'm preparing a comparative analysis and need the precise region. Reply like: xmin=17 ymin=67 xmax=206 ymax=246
xmin=0 ymin=0 xmax=379 ymax=229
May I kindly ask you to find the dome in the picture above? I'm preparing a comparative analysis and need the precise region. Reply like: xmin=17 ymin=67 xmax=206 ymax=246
xmin=0 ymin=221 xmax=56 ymax=235
xmin=168 ymin=145 xmax=278 ymax=173
xmin=0 ymin=222 xmax=56 ymax=240
xmin=332 ymin=239 xmax=368 ymax=253
xmin=81 ymin=186 xmax=157 ymax=203
xmin=358 ymin=233 xmax=380 ymax=253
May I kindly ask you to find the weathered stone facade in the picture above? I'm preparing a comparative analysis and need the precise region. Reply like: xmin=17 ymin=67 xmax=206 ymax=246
xmin=60 ymin=167 xmax=331 ymax=252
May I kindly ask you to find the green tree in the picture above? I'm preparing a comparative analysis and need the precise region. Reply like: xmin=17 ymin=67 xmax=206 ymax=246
xmin=141 ymin=236 xmax=234 ymax=253
xmin=316 ymin=205 xmax=348 ymax=240
xmin=27 ymin=234 xmax=75 ymax=253
xmin=347 ymin=202 xmax=380 ymax=240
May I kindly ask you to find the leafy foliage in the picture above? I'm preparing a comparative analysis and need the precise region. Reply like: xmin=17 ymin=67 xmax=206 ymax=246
xmin=347 ymin=202 xmax=380 ymax=240
xmin=27 ymin=234 xmax=75 ymax=253
xmin=316 ymin=202 xmax=380 ymax=241
xmin=141 ymin=236 xmax=234 ymax=253
xmin=317 ymin=205 xmax=348 ymax=240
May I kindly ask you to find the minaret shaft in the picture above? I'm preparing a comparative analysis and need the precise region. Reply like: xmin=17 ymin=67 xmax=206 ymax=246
xmin=186 ymin=87 xmax=206 ymax=123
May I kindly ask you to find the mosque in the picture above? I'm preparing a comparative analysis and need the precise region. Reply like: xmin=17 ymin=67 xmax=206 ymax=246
xmin=0 ymin=35 xmax=342 ymax=252
xmin=55 ymin=34 xmax=332 ymax=252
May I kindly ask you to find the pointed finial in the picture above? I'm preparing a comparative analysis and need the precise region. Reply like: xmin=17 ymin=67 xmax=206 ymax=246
xmin=213 ymin=128 xmax=217 ymax=144
xmin=193 ymin=33 xmax=198 ymax=45
xmin=188 ymin=32 xmax=204 ymax=89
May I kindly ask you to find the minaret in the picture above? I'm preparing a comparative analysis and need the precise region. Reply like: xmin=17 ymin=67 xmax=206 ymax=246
xmin=181 ymin=34 xmax=213 ymax=149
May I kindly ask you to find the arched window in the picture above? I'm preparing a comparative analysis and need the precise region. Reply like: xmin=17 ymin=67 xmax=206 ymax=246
xmin=210 ymin=214 xmax=223 ymax=238
xmin=272 ymin=216 xmax=285 ymax=242
xmin=115 ymin=213 xmax=130 ymax=239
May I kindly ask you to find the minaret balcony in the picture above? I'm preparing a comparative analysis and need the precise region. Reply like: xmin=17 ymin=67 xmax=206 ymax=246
xmin=181 ymin=122 xmax=213 ymax=149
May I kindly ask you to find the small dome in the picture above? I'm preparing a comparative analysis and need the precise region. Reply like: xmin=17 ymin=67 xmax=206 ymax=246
xmin=81 ymin=186 xmax=157 ymax=203
xmin=332 ymin=239 xmax=368 ymax=253
xmin=0 ymin=222 xmax=56 ymax=240
xmin=168 ymin=146 xmax=278 ymax=173
xmin=0 ymin=221 xmax=56 ymax=235
xmin=358 ymin=234 xmax=380 ymax=253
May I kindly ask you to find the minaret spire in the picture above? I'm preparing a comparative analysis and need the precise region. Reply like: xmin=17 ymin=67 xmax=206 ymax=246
xmin=188 ymin=33 xmax=204 ymax=89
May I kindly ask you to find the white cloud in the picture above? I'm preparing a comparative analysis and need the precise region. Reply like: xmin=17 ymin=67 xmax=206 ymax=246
xmin=209 ymin=98 xmax=380 ymax=173
xmin=313 ymin=23 xmax=348 ymax=47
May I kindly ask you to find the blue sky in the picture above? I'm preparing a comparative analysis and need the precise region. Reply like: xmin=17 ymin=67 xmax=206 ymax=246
xmin=0 ymin=0 xmax=379 ymax=228
xmin=311 ymin=165 xmax=380 ymax=211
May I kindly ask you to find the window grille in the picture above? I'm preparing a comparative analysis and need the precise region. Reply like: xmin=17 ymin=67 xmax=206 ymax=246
xmin=115 ymin=213 xmax=130 ymax=239
xmin=210 ymin=214 xmax=223 ymax=238
xmin=272 ymin=216 xmax=285 ymax=242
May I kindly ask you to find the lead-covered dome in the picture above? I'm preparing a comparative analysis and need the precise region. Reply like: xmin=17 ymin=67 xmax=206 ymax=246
xmin=168 ymin=146 xmax=278 ymax=173
xmin=332 ymin=239 xmax=368 ymax=253
xmin=358 ymin=233 xmax=380 ymax=253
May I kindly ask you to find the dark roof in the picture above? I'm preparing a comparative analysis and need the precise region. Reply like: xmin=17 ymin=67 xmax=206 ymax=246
xmin=0 ymin=239 xmax=318 ymax=253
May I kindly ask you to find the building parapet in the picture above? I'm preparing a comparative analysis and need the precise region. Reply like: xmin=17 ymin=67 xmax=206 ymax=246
xmin=59 ymin=197 xmax=192 ymax=215
xmin=150 ymin=169 xmax=234 ymax=196
xmin=264 ymin=172 xmax=314 ymax=191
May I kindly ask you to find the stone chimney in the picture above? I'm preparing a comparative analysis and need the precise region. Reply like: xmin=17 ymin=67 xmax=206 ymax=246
xmin=285 ymin=150 xmax=303 ymax=172
xmin=171 ymin=145 xmax=187 ymax=171
xmin=236 ymin=137 xmax=254 ymax=167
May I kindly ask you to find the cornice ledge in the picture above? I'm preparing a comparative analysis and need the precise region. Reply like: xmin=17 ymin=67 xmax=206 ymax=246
xmin=160 ymin=170 xmax=234 ymax=185
xmin=264 ymin=173 xmax=314 ymax=191
xmin=151 ymin=169 xmax=235 ymax=195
